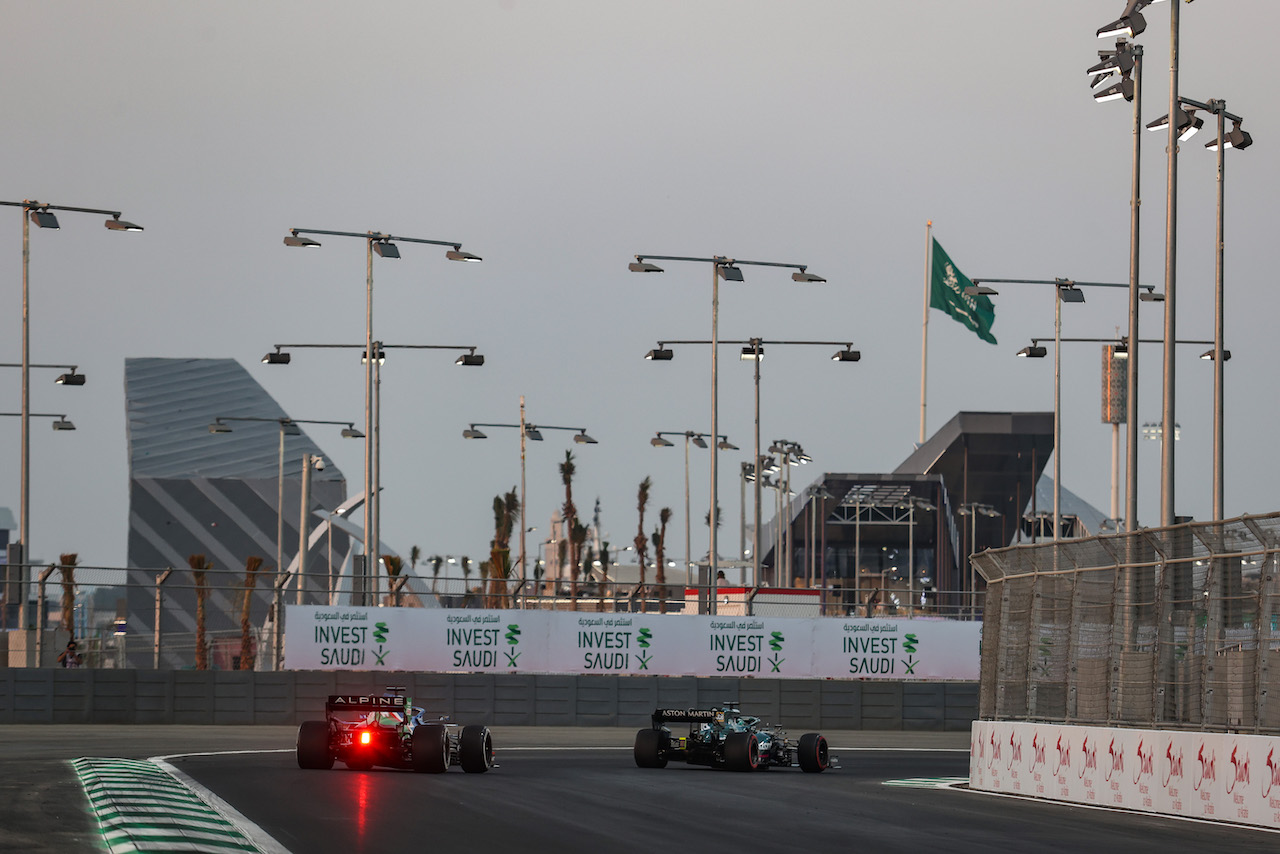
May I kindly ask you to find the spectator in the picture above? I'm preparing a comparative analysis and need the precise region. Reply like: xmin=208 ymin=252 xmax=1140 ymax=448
xmin=57 ymin=640 xmax=82 ymax=669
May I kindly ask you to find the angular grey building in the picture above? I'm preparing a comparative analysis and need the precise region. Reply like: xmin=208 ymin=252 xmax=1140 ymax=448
xmin=125 ymin=357 xmax=352 ymax=667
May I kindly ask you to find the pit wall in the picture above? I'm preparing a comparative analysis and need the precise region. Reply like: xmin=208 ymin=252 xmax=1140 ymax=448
xmin=970 ymin=720 xmax=1280 ymax=830
xmin=0 ymin=669 xmax=977 ymax=730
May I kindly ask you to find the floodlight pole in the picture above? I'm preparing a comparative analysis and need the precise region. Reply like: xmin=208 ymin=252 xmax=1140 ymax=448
xmin=1 ymin=199 xmax=139 ymax=630
xmin=1159 ymin=0 xmax=1180 ymax=528
xmin=630 ymin=255 xmax=823 ymax=611
xmin=284 ymin=228 xmax=479 ymax=603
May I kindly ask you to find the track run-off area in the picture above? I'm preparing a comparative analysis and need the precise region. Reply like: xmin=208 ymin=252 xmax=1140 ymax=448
xmin=3 ymin=726 xmax=1277 ymax=854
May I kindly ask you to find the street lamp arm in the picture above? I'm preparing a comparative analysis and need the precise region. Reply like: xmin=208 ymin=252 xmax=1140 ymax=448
xmin=1178 ymin=96 xmax=1244 ymax=123
xmin=1028 ymin=336 xmax=1214 ymax=346
xmin=288 ymin=227 xmax=465 ymax=250
xmin=636 ymin=254 xmax=812 ymax=272
xmin=0 ymin=200 xmax=124 ymax=218
xmin=271 ymin=343 xmax=479 ymax=352
xmin=653 ymin=339 xmax=854 ymax=347
xmin=973 ymin=277 xmax=1137 ymax=290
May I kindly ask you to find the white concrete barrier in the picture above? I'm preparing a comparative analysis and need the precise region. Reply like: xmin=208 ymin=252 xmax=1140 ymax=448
xmin=970 ymin=720 xmax=1280 ymax=829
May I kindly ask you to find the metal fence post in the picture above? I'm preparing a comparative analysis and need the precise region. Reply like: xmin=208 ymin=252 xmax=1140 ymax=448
xmin=35 ymin=565 xmax=55 ymax=665
xmin=153 ymin=568 xmax=172 ymax=670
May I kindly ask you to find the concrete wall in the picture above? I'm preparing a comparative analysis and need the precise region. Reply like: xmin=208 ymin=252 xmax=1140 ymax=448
xmin=0 ymin=669 xmax=978 ymax=730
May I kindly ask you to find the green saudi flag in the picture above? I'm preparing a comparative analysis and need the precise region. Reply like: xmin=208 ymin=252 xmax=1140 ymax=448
xmin=930 ymin=238 xmax=996 ymax=345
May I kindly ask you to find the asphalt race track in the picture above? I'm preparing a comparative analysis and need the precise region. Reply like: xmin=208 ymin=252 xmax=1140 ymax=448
xmin=3 ymin=726 xmax=1278 ymax=853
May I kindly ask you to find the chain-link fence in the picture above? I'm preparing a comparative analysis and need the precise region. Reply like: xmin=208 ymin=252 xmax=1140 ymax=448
xmin=973 ymin=511 xmax=1280 ymax=733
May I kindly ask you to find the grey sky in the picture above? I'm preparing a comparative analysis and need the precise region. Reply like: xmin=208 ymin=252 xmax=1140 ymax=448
xmin=2 ymin=1 xmax=1276 ymax=574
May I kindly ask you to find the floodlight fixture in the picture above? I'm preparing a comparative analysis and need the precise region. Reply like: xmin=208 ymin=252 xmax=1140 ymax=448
xmin=791 ymin=268 xmax=826 ymax=283
xmin=262 ymin=348 xmax=291 ymax=365
xmin=446 ymin=248 xmax=482 ymax=262
xmin=1205 ymin=122 xmax=1254 ymax=151
xmin=717 ymin=438 xmax=738 ymax=450
xmin=208 ymin=420 xmax=232 ymax=434
xmin=573 ymin=430 xmax=598 ymax=445
xmin=524 ymin=425 xmax=544 ymax=441
xmin=1097 ymin=10 xmax=1145 ymax=40
xmin=372 ymin=240 xmax=400 ymax=259
xmin=690 ymin=434 xmax=708 ymax=449
xmin=1112 ymin=342 xmax=1129 ymax=359
xmin=1200 ymin=349 xmax=1231 ymax=362
xmin=1093 ymin=76 xmax=1134 ymax=104
xmin=718 ymin=264 xmax=744 ymax=282
xmin=831 ymin=347 xmax=861 ymax=362
xmin=282 ymin=421 xmax=301 ymax=436
xmin=360 ymin=347 xmax=387 ymax=365
xmin=284 ymin=231 xmax=321 ymax=248
xmin=456 ymin=351 xmax=485 ymax=366
xmin=645 ymin=347 xmax=674 ymax=361
xmin=1018 ymin=345 xmax=1048 ymax=358
xmin=104 ymin=215 xmax=143 ymax=232
xmin=341 ymin=425 xmax=365 ymax=438
xmin=1087 ymin=50 xmax=1134 ymax=79
xmin=1057 ymin=285 xmax=1086 ymax=303
xmin=54 ymin=370 xmax=85 ymax=386
xmin=1147 ymin=108 xmax=1202 ymax=141
xmin=462 ymin=426 xmax=488 ymax=440
xmin=965 ymin=281 xmax=998 ymax=296
xmin=740 ymin=345 xmax=763 ymax=361
xmin=28 ymin=208 xmax=59 ymax=229
xmin=51 ymin=418 xmax=75 ymax=431
xmin=651 ymin=434 xmax=674 ymax=447
xmin=628 ymin=259 xmax=664 ymax=273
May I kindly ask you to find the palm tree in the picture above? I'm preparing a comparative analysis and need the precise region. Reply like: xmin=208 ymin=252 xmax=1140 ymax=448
xmin=188 ymin=554 xmax=212 ymax=670
xmin=239 ymin=556 xmax=263 ymax=670
xmin=570 ymin=518 xmax=588 ymax=607
xmin=429 ymin=554 xmax=443 ymax=593
xmin=57 ymin=553 xmax=78 ymax=638
xmin=633 ymin=476 xmax=652 ymax=610
xmin=384 ymin=555 xmax=404 ymax=606
xmin=654 ymin=507 xmax=672 ymax=613
xmin=489 ymin=488 xmax=519 ymax=608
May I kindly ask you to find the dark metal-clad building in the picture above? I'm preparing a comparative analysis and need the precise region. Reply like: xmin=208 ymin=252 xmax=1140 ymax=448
xmin=760 ymin=412 xmax=1061 ymax=614
xmin=125 ymin=357 xmax=350 ymax=666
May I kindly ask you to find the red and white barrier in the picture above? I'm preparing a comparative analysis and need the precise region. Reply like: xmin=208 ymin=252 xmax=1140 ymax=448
xmin=970 ymin=720 xmax=1280 ymax=829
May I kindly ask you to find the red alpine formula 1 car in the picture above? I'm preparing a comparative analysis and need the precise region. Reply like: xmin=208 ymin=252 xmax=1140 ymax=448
xmin=296 ymin=687 xmax=494 ymax=773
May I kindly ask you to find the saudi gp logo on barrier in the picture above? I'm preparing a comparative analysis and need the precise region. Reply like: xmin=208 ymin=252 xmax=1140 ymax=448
xmin=505 ymin=623 xmax=521 ymax=667
xmin=373 ymin=621 xmax=390 ymax=665
xmin=768 ymin=630 xmax=785 ymax=673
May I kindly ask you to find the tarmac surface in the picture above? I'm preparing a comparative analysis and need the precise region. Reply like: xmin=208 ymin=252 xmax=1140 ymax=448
xmin=0 ymin=725 xmax=968 ymax=853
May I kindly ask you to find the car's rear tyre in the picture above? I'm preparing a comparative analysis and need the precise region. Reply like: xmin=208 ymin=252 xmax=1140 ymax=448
xmin=296 ymin=720 xmax=333 ymax=770
xmin=724 ymin=732 xmax=760 ymax=772
xmin=459 ymin=725 xmax=494 ymax=773
xmin=797 ymin=733 xmax=830 ymax=773
xmin=412 ymin=723 xmax=449 ymax=773
xmin=633 ymin=728 xmax=668 ymax=768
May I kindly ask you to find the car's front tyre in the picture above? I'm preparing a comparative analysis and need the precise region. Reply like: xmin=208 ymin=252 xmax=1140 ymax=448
xmin=797 ymin=733 xmax=830 ymax=772
xmin=459 ymin=725 xmax=494 ymax=773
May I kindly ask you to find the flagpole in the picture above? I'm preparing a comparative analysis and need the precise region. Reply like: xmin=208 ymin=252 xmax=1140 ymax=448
xmin=919 ymin=221 xmax=932 ymax=446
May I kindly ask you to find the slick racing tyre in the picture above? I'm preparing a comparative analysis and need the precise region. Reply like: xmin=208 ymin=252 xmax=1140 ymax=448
xmin=797 ymin=733 xmax=830 ymax=773
xmin=296 ymin=721 xmax=334 ymax=770
xmin=412 ymin=723 xmax=449 ymax=773
xmin=633 ymin=728 xmax=668 ymax=768
xmin=459 ymin=725 xmax=494 ymax=773
xmin=725 ymin=732 xmax=760 ymax=772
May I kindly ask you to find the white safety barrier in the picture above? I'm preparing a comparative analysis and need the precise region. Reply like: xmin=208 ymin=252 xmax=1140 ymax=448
xmin=284 ymin=606 xmax=981 ymax=680
xmin=970 ymin=720 xmax=1280 ymax=829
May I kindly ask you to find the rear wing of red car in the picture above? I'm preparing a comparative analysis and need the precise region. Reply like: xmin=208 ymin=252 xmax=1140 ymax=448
xmin=325 ymin=695 xmax=411 ymax=716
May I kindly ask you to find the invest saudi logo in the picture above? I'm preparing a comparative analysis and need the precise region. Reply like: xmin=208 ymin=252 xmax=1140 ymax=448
xmin=901 ymin=633 xmax=919 ymax=675
xmin=504 ymin=624 xmax=521 ymax=667
xmin=637 ymin=627 xmax=653 ymax=670
xmin=373 ymin=621 xmax=390 ymax=665
xmin=768 ymin=631 xmax=785 ymax=673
